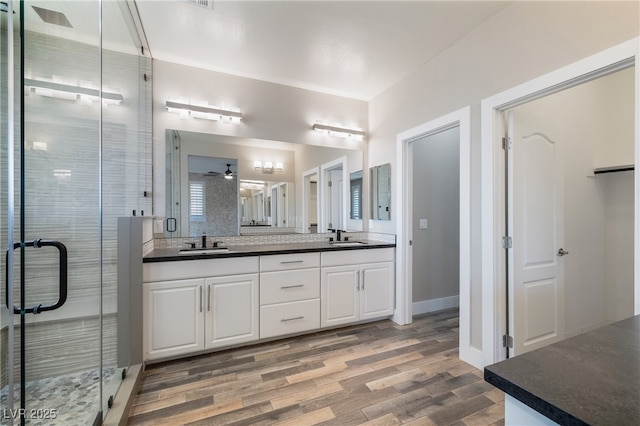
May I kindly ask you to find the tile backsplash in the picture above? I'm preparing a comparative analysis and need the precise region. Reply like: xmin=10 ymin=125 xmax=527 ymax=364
xmin=151 ymin=231 xmax=396 ymax=250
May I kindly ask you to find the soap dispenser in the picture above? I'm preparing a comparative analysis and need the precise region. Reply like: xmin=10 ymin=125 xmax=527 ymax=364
xmin=201 ymin=233 xmax=207 ymax=248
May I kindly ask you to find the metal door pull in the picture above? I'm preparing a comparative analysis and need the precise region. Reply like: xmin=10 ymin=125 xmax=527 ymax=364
xmin=281 ymin=316 xmax=304 ymax=322
xmin=281 ymin=284 xmax=304 ymax=289
xmin=5 ymin=239 xmax=68 ymax=314
xmin=557 ymin=248 xmax=569 ymax=256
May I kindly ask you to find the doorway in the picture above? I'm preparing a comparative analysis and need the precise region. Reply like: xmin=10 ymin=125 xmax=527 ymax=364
xmin=320 ymin=157 xmax=347 ymax=232
xmin=302 ymin=168 xmax=319 ymax=233
xmin=504 ymin=67 xmax=635 ymax=357
xmin=481 ymin=38 xmax=640 ymax=365
xmin=396 ymin=107 xmax=477 ymax=368
xmin=411 ymin=126 xmax=460 ymax=316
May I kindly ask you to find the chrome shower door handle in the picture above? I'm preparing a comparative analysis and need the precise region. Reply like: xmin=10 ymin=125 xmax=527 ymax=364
xmin=557 ymin=248 xmax=569 ymax=257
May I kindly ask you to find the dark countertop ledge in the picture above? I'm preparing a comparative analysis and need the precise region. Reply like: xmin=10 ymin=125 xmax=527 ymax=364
xmin=484 ymin=315 xmax=640 ymax=426
xmin=143 ymin=240 xmax=396 ymax=263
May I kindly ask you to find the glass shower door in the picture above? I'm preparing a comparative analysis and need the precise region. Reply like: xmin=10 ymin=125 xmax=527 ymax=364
xmin=2 ymin=1 xmax=103 ymax=424
xmin=1 ymin=1 xmax=151 ymax=424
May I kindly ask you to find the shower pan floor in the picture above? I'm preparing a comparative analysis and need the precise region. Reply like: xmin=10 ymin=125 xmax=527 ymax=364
xmin=1 ymin=367 xmax=116 ymax=425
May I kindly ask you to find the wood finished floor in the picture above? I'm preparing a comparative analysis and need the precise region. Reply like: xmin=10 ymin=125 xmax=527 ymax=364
xmin=127 ymin=309 xmax=504 ymax=426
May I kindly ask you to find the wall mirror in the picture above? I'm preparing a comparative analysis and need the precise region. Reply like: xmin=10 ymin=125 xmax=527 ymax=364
xmin=187 ymin=156 xmax=239 ymax=236
xmin=370 ymin=163 xmax=391 ymax=220
xmin=166 ymin=129 xmax=363 ymax=237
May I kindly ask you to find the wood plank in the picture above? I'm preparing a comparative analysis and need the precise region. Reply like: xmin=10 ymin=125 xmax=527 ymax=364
xmin=271 ymin=382 xmax=343 ymax=410
xmin=153 ymin=398 xmax=244 ymax=426
xmin=127 ymin=310 xmax=504 ymax=425
xmin=273 ymin=407 xmax=335 ymax=426
xmin=286 ymin=362 xmax=348 ymax=384
xmin=359 ymin=413 xmax=403 ymax=426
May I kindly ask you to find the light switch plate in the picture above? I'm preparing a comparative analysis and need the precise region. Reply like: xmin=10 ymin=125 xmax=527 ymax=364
xmin=419 ymin=219 xmax=428 ymax=229
xmin=153 ymin=219 xmax=164 ymax=234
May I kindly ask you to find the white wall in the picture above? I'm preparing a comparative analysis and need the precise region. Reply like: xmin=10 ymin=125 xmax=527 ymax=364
xmin=368 ymin=1 xmax=640 ymax=351
xmin=153 ymin=59 xmax=367 ymax=220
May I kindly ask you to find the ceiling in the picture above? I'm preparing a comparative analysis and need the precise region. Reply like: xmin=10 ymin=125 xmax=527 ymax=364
xmin=134 ymin=1 xmax=512 ymax=100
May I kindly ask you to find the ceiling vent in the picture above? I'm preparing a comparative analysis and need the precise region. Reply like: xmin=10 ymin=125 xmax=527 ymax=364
xmin=183 ymin=0 xmax=213 ymax=9
xmin=32 ymin=6 xmax=73 ymax=28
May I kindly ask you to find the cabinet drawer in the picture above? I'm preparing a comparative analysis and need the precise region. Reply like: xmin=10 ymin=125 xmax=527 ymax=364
xmin=321 ymin=248 xmax=394 ymax=267
xmin=261 ymin=269 xmax=320 ymax=305
xmin=260 ymin=252 xmax=320 ymax=272
xmin=260 ymin=299 xmax=320 ymax=339
xmin=144 ymin=257 xmax=259 ymax=282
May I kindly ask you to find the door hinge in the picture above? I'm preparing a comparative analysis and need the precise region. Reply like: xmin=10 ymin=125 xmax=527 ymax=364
xmin=502 ymin=236 xmax=512 ymax=249
xmin=328 ymin=180 xmax=332 ymax=187
xmin=502 ymin=334 xmax=514 ymax=348
xmin=502 ymin=137 xmax=512 ymax=150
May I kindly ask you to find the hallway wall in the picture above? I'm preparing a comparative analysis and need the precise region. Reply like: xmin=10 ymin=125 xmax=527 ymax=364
xmin=368 ymin=0 xmax=640 ymax=353
xmin=412 ymin=127 xmax=460 ymax=313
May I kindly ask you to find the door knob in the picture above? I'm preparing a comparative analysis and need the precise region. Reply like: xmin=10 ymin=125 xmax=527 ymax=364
xmin=557 ymin=248 xmax=569 ymax=256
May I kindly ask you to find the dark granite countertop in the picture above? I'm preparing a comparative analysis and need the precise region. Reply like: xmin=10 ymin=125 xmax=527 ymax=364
xmin=143 ymin=239 xmax=396 ymax=263
xmin=484 ymin=315 xmax=640 ymax=425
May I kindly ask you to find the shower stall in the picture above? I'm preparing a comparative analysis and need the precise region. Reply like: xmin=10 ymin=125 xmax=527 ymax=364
xmin=1 ymin=1 xmax=151 ymax=424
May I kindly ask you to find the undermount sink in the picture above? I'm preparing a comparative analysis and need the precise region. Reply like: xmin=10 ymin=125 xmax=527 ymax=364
xmin=178 ymin=247 xmax=229 ymax=255
xmin=330 ymin=241 xmax=367 ymax=247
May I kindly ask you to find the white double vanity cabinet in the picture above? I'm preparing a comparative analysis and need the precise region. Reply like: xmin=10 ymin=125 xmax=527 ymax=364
xmin=142 ymin=245 xmax=395 ymax=361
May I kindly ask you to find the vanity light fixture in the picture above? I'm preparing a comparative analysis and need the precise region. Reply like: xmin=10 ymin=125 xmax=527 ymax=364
xmin=166 ymin=100 xmax=242 ymax=123
xmin=253 ymin=160 xmax=284 ymax=174
xmin=240 ymin=180 xmax=266 ymax=190
xmin=31 ymin=141 xmax=48 ymax=151
xmin=53 ymin=169 xmax=71 ymax=177
xmin=313 ymin=122 xmax=366 ymax=141
xmin=26 ymin=78 xmax=124 ymax=104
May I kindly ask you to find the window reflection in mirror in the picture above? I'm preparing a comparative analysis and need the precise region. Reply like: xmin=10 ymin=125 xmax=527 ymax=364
xmin=370 ymin=163 xmax=391 ymax=220
xmin=350 ymin=170 xmax=363 ymax=220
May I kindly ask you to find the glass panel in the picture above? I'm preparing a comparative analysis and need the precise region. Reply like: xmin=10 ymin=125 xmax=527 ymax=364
xmin=0 ymin=1 xmax=152 ymax=423
xmin=3 ymin=0 xmax=103 ymax=424
xmin=101 ymin=0 xmax=152 ymax=419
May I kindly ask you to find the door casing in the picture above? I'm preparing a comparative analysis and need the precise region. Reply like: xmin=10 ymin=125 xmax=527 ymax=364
xmin=395 ymin=107 xmax=477 ymax=368
xmin=481 ymin=37 xmax=640 ymax=366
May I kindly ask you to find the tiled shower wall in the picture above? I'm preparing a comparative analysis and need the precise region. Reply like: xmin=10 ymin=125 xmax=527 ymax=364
xmin=1 ymin=25 xmax=151 ymax=385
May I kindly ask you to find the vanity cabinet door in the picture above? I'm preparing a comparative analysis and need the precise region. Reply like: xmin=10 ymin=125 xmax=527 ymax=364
xmin=360 ymin=262 xmax=395 ymax=320
xmin=144 ymin=279 xmax=205 ymax=360
xmin=205 ymin=274 xmax=259 ymax=349
xmin=321 ymin=265 xmax=359 ymax=327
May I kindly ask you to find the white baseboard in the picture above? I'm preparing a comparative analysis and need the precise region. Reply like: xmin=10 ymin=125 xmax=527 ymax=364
xmin=413 ymin=295 xmax=459 ymax=316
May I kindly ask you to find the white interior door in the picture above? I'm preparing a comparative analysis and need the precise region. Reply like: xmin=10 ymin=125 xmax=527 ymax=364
xmin=509 ymin=111 xmax=566 ymax=356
